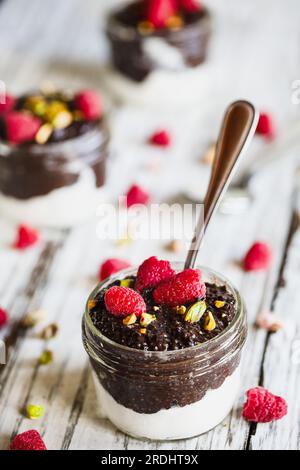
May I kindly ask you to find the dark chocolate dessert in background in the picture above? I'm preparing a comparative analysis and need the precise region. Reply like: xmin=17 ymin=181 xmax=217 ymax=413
xmin=0 ymin=88 xmax=109 ymax=227
xmin=104 ymin=0 xmax=212 ymax=106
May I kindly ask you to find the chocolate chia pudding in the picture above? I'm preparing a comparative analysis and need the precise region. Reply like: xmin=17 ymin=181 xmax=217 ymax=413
xmin=0 ymin=88 xmax=109 ymax=227
xmin=82 ymin=259 xmax=247 ymax=440
xmin=103 ymin=0 xmax=212 ymax=107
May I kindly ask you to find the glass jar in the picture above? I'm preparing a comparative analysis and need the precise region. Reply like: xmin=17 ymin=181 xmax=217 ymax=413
xmin=0 ymin=125 xmax=109 ymax=227
xmin=82 ymin=264 xmax=247 ymax=441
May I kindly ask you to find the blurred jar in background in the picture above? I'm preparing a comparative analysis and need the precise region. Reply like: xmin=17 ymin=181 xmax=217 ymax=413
xmin=0 ymin=89 xmax=109 ymax=227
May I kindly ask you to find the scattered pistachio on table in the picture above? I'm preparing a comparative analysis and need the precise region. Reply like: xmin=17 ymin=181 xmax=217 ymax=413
xmin=165 ymin=239 xmax=183 ymax=253
xmin=22 ymin=309 xmax=47 ymax=328
xmin=39 ymin=323 xmax=59 ymax=340
xmin=38 ymin=350 xmax=53 ymax=365
xmin=26 ymin=404 xmax=44 ymax=420
xmin=201 ymin=143 xmax=216 ymax=166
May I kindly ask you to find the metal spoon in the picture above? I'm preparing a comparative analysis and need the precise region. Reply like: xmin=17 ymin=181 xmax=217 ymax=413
xmin=185 ymin=100 xmax=258 ymax=269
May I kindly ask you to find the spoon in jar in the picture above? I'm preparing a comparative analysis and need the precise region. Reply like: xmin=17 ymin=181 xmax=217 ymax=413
xmin=185 ymin=100 xmax=258 ymax=269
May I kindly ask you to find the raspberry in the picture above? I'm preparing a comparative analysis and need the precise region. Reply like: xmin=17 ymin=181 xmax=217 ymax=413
xmin=99 ymin=258 xmax=131 ymax=281
xmin=74 ymin=89 xmax=103 ymax=121
xmin=126 ymin=184 xmax=150 ymax=208
xmin=136 ymin=256 xmax=175 ymax=292
xmin=105 ymin=286 xmax=146 ymax=317
xmin=0 ymin=93 xmax=15 ymax=115
xmin=5 ymin=111 xmax=41 ymax=144
xmin=14 ymin=224 xmax=40 ymax=250
xmin=10 ymin=429 xmax=47 ymax=450
xmin=256 ymin=112 xmax=276 ymax=140
xmin=179 ymin=0 xmax=202 ymax=13
xmin=149 ymin=130 xmax=171 ymax=147
xmin=153 ymin=268 xmax=206 ymax=307
xmin=145 ymin=0 xmax=177 ymax=29
xmin=0 ymin=307 xmax=8 ymax=329
xmin=243 ymin=242 xmax=272 ymax=271
xmin=243 ymin=387 xmax=287 ymax=423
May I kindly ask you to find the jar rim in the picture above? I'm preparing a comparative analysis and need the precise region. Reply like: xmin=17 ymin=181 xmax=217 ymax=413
xmin=0 ymin=123 xmax=109 ymax=155
xmin=84 ymin=264 xmax=244 ymax=357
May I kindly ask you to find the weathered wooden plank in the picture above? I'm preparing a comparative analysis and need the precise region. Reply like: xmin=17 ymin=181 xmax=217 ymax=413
xmin=0 ymin=0 xmax=300 ymax=451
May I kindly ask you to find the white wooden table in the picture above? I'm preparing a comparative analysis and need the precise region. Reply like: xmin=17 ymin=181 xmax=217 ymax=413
xmin=1 ymin=0 xmax=300 ymax=450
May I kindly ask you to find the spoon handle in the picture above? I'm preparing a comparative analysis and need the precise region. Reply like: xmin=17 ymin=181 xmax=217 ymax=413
xmin=185 ymin=100 xmax=258 ymax=270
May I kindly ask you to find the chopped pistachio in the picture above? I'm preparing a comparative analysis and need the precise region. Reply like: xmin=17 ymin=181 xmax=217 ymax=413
xmin=123 ymin=313 xmax=137 ymax=326
xmin=120 ymin=278 xmax=134 ymax=288
xmin=40 ymin=323 xmax=59 ymax=340
xmin=88 ymin=299 xmax=97 ymax=310
xmin=166 ymin=15 xmax=184 ymax=30
xmin=35 ymin=123 xmax=53 ymax=144
xmin=140 ymin=313 xmax=156 ymax=327
xmin=215 ymin=300 xmax=225 ymax=309
xmin=26 ymin=404 xmax=44 ymax=420
xmin=138 ymin=20 xmax=154 ymax=35
xmin=52 ymin=110 xmax=73 ymax=129
xmin=38 ymin=350 xmax=53 ymax=365
xmin=203 ymin=312 xmax=216 ymax=331
xmin=185 ymin=301 xmax=206 ymax=323
xmin=22 ymin=309 xmax=47 ymax=328
xmin=44 ymin=100 xmax=67 ymax=122
xmin=24 ymin=96 xmax=47 ymax=116
xmin=176 ymin=305 xmax=187 ymax=315
xmin=139 ymin=328 xmax=147 ymax=335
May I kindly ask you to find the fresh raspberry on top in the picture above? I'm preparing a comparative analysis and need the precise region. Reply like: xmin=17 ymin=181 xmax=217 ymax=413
xmin=5 ymin=111 xmax=41 ymax=144
xmin=10 ymin=429 xmax=47 ymax=450
xmin=149 ymin=130 xmax=171 ymax=147
xmin=256 ymin=112 xmax=276 ymax=140
xmin=126 ymin=184 xmax=150 ymax=208
xmin=153 ymin=268 xmax=206 ymax=307
xmin=74 ymin=89 xmax=103 ymax=121
xmin=0 ymin=93 xmax=15 ymax=115
xmin=179 ymin=0 xmax=202 ymax=13
xmin=99 ymin=258 xmax=131 ymax=281
xmin=14 ymin=224 xmax=40 ymax=250
xmin=243 ymin=242 xmax=272 ymax=271
xmin=105 ymin=286 xmax=146 ymax=317
xmin=135 ymin=256 xmax=175 ymax=292
xmin=145 ymin=0 xmax=177 ymax=29
xmin=243 ymin=387 xmax=287 ymax=423
xmin=0 ymin=307 xmax=8 ymax=329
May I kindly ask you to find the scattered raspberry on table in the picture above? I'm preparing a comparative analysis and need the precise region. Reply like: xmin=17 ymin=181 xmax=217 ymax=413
xmin=14 ymin=224 xmax=40 ymax=250
xmin=243 ymin=242 xmax=272 ymax=271
xmin=10 ymin=429 xmax=47 ymax=451
xmin=243 ymin=386 xmax=287 ymax=423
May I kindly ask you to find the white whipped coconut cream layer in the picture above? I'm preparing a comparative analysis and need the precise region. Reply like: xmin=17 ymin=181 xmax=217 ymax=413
xmin=93 ymin=366 xmax=241 ymax=440
xmin=0 ymin=167 xmax=106 ymax=227
xmin=104 ymin=36 xmax=213 ymax=108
